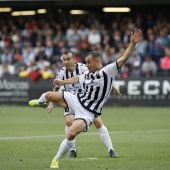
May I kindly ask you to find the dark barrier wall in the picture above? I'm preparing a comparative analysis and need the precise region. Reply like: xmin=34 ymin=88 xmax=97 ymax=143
xmin=0 ymin=77 xmax=53 ymax=105
xmin=109 ymin=77 xmax=170 ymax=106
xmin=0 ymin=77 xmax=170 ymax=106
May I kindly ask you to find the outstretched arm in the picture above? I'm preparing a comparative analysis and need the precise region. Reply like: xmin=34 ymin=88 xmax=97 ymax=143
xmin=53 ymin=75 xmax=80 ymax=86
xmin=117 ymin=28 xmax=142 ymax=68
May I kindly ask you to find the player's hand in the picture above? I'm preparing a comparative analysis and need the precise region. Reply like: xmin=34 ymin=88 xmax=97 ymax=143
xmin=48 ymin=102 xmax=53 ymax=113
xmin=114 ymin=88 xmax=122 ymax=96
xmin=113 ymin=86 xmax=122 ymax=96
xmin=131 ymin=28 xmax=142 ymax=44
xmin=53 ymin=78 xmax=64 ymax=86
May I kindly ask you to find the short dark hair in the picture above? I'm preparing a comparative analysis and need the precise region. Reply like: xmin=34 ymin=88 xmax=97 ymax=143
xmin=85 ymin=51 xmax=101 ymax=59
xmin=63 ymin=51 xmax=76 ymax=59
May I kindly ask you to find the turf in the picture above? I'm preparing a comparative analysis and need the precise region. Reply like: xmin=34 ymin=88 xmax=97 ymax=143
xmin=0 ymin=106 xmax=170 ymax=170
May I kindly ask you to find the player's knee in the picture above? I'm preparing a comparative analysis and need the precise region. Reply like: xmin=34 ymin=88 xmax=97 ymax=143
xmin=65 ymin=115 xmax=74 ymax=127
xmin=45 ymin=92 xmax=53 ymax=100
xmin=94 ymin=119 xmax=103 ymax=129
xmin=65 ymin=120 xmax=73 ymax=127
xmin=66 ymin=131 xmax=77 ymax=140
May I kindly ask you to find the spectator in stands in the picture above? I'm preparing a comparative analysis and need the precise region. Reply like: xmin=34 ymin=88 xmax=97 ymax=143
xmin=34 ymin=39 xmax=45 ymax=57
xmin=149 ymin=40 xmax=164 ymax=67
xmin=141 ymin=55 xmax=158 ymax=77
xmin=0 ymin=34 xmax=6 ymax=53
xmin=88 ymin=26 xmax=101 ymax=46
xmin=121 ymin=63 xmax=131 ymax=78
xmin=41 ymin=62 xmax=55 ymax=79
xmin=77 ymin=24 xmax=90 ymax=37
xmin=29 ymin=64 xmax=42 ymax=82
xmin=0 ymin=10 xmax=170 ymax=78
xmin=158 ymin=28 xmax=169 ymax=46
xmin=135 ymin=36 xmax=148 ymax=61
xmin=69 ymin=40 xmax=79 ymax=54
xmin=44 ymin=38 xmax=55 ymax=64
xmin=1 ymin=46 xmax=13 ymax=65
xmin=37 ymin=56 xmax=50 ymax=72
xmin=112 ymin=30 xmax=123 ymax=50
xmin=1 ymin=46 xmax=14 ymax=76
xmin=160 ymin=47 xmax=170 ymax=75
xmin=53 ymin=30 xmax=66 ymax=47
xmin=78 ymin=35 xmax=90 ymax=49
xmin=12 ymin=41 xmax=22 ymax=56
xmin=55 ymin=40 xmax=67 ymax=56
xmin=102 ymin=44 xmax=110 ymax=65
xmin=14 ymin=54 xmax=27 ymax=76
xmin=78 ymin=36 xmax=91 ymax=63
xmin=22 ymin=42 xmax=35 ymax=67
xmin=129 ymin=50 xmax=141 ymax=65
xmin=131 ymin=61 xmax=141 ymax=78
xmin=67 ymin=28 xmax=81 ymax=47
xmin=102 ymin=33 xmax=112 ymax=47
xmin=123 ymin=29 xmax=131 ymax=45
xmin=21 ymin=22 xmax=32 ymax=42
xmin=102 ymin=45 xmax=116 ymax=65
xmin=66 ymin=23 xmax=75 ymax=45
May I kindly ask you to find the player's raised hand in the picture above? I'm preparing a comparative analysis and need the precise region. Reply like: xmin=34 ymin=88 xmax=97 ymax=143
xmin=131 ymin=28 xmax=142 ymax=44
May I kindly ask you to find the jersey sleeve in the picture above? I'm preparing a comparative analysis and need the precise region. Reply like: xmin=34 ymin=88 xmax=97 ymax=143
xmin=78 ymin=71 xmax=87 ymax=90
xmin=103 ymin=61 xmax=120 ymax=78
xmin=55 ymin=69 xmax=64 ymax=89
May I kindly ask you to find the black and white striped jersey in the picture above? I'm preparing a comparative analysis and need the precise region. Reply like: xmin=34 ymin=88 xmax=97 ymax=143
xmin=78 ymin=61 xmax=120 ymax=115
xmin=56 ymin=63 xmax=87 ymax=92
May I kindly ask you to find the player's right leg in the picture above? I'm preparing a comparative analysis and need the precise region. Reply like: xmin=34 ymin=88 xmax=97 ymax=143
xmin=94 ymin=116 xmax=119 ymax=158
xmin=29 ymin=91 xmax=67 ymax=109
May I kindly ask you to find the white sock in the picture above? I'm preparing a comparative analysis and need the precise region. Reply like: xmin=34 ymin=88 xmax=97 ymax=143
xmin=55 ymin=138 xmax=74 ymax=159
xmin=65 ymin=126 xmax=76 ymax=152
xmin=38 ymin=93 xmax=47 ymax=103
xmin=98 ymin=125 xmax=114 ymax=152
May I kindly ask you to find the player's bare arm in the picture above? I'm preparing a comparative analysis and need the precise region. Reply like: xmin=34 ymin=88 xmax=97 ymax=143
xmin=117 ymin=28 xmax=142 ymax=68
xmin=53 ymin=75 xmax=80 ymax=86
xmin=48 ymin=87 xmax=59 ymax=113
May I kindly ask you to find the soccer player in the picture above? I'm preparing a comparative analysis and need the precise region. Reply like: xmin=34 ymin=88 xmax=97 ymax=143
xmin=47 ymin=51 xmax=121 ymax=158
xmin=29 ymin=28 xmax=142 ymax=168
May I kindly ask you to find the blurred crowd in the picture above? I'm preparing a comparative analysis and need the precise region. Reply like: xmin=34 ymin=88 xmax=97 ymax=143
xmin=0 ymin=12 xmax=170 ymax=81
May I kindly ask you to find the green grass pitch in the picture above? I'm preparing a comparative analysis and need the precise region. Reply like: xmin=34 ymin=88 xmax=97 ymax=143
xmin=0 ymin=106 xmax=170 ymax=170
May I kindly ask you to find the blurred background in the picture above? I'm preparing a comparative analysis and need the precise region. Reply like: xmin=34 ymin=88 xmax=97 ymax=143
xmin=0 ymin=0 xmax=170 ymax=106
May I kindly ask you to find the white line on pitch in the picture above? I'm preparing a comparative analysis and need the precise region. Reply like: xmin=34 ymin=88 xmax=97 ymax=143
xmin=0 ymin=129 xmax=169 ymax=140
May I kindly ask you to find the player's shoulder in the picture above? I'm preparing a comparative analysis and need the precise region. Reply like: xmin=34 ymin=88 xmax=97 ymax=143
xmin=101 ymin=61 xmax=120 ymax=75
xmin=77 ymin=63 xmax=86 ymax=68
xmin=77 ymin=63 xmax=87 ymax=71
xmin=103 ymin=62 xmax=117 ymax=69
xmin=56 ymin=67 xmax=66 ymax=75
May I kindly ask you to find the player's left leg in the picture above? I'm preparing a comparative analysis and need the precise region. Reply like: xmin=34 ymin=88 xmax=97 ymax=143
xmin=51 ymin=119 xmax=86 ymax=168
xmin=94 ymin=116 xmax=119 ymax=158
xmin=51 ymin=92 xmax=94 ymax=168
xmin=64 ymin=114 xmax=77 ymax=158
